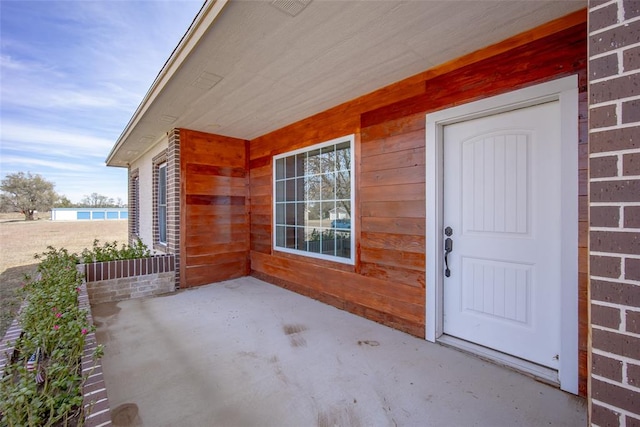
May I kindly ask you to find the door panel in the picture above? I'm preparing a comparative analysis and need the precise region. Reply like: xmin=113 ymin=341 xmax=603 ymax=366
xmin=443 ymin=101 xmax=561 ymax=369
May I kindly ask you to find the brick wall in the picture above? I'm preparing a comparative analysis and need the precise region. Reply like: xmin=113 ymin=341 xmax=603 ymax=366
xmin=167 ymin=129 xmax=181 ymax=289
xmin=78 ymin=281 xmax=113 ymax=426
xmin=128 ymin=168 xmax=140 ymax=243
xmin=588 ymin=0 xmax=640 ymax=425
xmin=84 ymin=255 xmax=175 ymax=304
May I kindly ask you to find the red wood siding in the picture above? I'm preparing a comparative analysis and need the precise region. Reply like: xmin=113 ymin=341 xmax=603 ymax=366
xmin=180 ymin=129 xmax=250 ymax=287
xmin=248 ymin=11 xmax=588 ymax=394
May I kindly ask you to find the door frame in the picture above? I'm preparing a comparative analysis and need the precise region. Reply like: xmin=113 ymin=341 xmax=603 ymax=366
xmin=425 ymin=76 xmax=579 ymax=394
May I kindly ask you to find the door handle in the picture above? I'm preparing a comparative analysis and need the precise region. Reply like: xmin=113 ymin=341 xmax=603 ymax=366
xmin=444 ymin=229 xmax=453 ymax=277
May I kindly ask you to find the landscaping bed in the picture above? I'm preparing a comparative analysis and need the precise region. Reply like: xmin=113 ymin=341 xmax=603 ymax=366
xmin=0 ymin=240 xmax=175 ymax=426
xmin=0 ymin=247 xmax=104 ymax=426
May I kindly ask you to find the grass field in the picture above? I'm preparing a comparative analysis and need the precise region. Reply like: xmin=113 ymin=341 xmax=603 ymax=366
xmin=0 ymin=213 xmax=128 ymax=337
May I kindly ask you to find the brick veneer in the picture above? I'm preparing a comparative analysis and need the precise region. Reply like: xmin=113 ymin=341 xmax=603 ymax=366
xmin=84 ymin=255 xmax=175 ymax=304
xmin=588 ymin=0 xmax=640 ymax=425
xmin=128 ymin=168 xmax=140 ymax=243
xmin=78 ymin=280 xmax=113 ymax=426
xmin=167 ymin=129 xmax=181 ymax=289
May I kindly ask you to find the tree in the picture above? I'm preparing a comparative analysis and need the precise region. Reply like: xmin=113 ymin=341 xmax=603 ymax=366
xmin=54 ymin=195 xmax=75 ymax=208
xmin=304 ymin=143 xmax=351 ymax=217
xmin=0 ymin=172 xmax=58 ymax=220
xmin=79 ymin=192 xmax=115 ymax=208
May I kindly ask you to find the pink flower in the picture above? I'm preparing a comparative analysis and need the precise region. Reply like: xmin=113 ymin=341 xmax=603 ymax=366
xmin=55 ymin=312 xmax=62 ymax=318
xmin=52 ymin=307 xmax=58 ymax=312
xmin=75 ymin=287 xmax=81 ymax=293
xmin=81 ymin=328 xmax=88 ymax=335
xmin=53 ymin=325 xmax=59 ymax=331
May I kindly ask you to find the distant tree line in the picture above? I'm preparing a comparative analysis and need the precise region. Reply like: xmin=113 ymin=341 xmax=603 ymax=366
xmin=57 ymin=192 xmax=126 ymax=209
xmin=0 ymin=172 xmax=126 ymax=220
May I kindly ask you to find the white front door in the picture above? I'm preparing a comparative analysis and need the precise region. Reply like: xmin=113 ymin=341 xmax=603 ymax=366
xmin=442 ymin=101 xmax=561 ymax=369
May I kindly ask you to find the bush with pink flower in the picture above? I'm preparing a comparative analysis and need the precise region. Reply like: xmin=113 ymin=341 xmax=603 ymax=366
xmin=0 ymin=246 xmax=101 ymax=426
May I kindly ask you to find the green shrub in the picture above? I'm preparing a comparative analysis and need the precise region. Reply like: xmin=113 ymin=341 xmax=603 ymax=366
xmin=0 ymin=246 xmax=102 ymax=426
xmin=80 ymin=238 xmax=151 ymax=263
xmin=0 ymin=240 xmax=150 ymax=426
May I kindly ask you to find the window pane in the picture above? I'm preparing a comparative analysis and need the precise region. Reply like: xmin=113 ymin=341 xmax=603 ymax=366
xmin=305 ymin=176 xmax=321 ymax=203
xmin=336 ymin=231 xmax=351 ymax=259
xmin=296 ymin=202 xmax=305 ymax=226
xmin=285 ymin=156 xmax=296 ymax=178
xmin=276 ymin=226 xmax=286 ymax=247
xmin=306 ymin=202 xmax=319 ymax=221
xmin=320 ymin=201 xmax=334 ymax=228
xmin=321 ymin=173 xmax=335 ymax=199
xmin=320 ymin=146 xmax=335 ymax=173
xmin=159 ymin=206 xmax=167 ymax=243
xmin=336 ymin=170 xmax=350 ymax=199
xmin=285 ymin=203 xmax=296 ymax=225
xmin=159 ymin=165 xmax=167 ymax=203
xmin=336 ymin=141 xmax=350 ymax=171
xmin=332 ymin=202 xmax=350 ymax=230
xmin=322 ymin=230 xmax=336 ymax=256
xmin=296 ymin=226 xmax=307 ymax=250
xmin=158 ymin=164 xmax=167 ymax=243
xmin=275 ymin=203 xmax=285 ymax=225
xmin=295 ymin=154 xmax=305 ymax=178
xmin=296 ymin=178 xmax=305 ymax=202
xmin=285 ymin=226 xmax=297 ymax=248
xmin=275 ymin=181 xmax=285 ymax=202
xmin=306 ymin=149 xmax=321 ymax=175
xmin=285 ymin=179 xmax=296 ymax=202
xmin=307 ymin=228 xmax=322 ymax=254
xmin=275 ymin=158 xmax=285 ymax=180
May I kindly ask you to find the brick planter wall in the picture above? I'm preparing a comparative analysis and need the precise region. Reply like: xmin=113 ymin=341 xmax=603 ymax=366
xmin=78 ymin=281 xmax=113 ymax=426
xmin=0 ymin=283 xmax=112 ymax=426
xmin=84 ymin=255 xmax=175 ymax=304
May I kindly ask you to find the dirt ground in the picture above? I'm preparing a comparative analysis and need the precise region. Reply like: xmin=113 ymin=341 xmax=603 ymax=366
xmin=0 ymin=212 xmax=128 ymax=337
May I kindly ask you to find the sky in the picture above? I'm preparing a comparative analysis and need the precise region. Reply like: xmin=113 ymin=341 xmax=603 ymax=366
xmin=0 ymin=0 xmax=204 ymax=204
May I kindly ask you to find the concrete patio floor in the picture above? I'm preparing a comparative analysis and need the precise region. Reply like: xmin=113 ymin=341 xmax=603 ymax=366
xmin=93 ymin=276 xmax=586 ymax=427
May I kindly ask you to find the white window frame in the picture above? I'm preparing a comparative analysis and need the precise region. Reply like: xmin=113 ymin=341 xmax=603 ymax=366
xmin=272 ymin=134 xmax=355 ymax=265
xmin=158 ymin=162 xmax=167 ymax=245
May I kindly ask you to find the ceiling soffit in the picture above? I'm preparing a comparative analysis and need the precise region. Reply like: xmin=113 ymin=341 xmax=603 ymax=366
xmin=108 ymin=0 xmax=585 ymax=167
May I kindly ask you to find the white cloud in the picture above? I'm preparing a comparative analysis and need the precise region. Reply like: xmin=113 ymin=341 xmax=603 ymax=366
xmin=1 ymin=121 xmax=114 ymax=157
xmin=0 ymin=0 xmax=202 ymax=203
xmin=0 ymin=54 xmax=28 ymax=71
xmin=0 ymin=154 xmax=94 ymax=172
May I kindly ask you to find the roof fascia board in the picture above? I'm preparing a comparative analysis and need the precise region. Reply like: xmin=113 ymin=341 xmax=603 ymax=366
xmin=106 ymin=0 xmax=229 ymax=166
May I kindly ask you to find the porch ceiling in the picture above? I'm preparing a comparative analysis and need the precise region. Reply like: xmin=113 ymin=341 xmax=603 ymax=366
xmin=107 ymin=0 xmax=585 ymax=167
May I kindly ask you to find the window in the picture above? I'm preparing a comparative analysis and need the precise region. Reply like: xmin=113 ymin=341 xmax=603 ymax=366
xmin=158 ymin=163 xmax=167 ymax=244
xmin=273 ymin=135 xmax=354 ymax=264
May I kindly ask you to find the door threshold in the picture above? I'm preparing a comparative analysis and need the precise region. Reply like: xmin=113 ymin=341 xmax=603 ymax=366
xmin=438 ymin=335 xmax=559 ymax=386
